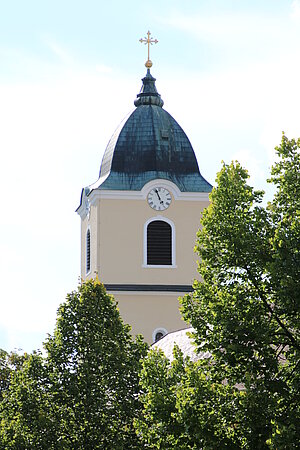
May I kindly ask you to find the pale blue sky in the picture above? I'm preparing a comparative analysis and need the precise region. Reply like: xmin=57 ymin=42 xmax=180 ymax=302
xmin=1 ymin=0 xmax=299 ymax=352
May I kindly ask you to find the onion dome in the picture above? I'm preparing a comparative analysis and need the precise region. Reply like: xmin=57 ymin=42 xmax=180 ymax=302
xmin=89 ymin=69 xmax=212 ymax=193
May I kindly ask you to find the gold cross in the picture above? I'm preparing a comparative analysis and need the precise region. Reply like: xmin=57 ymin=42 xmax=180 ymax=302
xmin=139 ymin=30 xmax=158 ymax=68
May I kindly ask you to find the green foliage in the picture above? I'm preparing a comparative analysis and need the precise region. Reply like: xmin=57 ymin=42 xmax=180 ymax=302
xmin=0 ymin=351 xmax=58 ymax=449
xmin=0 ymin=279 xmax=148 ymax=449
xmin=136 ymin=347 xmax=241 ymax=449
xmin=137 ymin=134 xmax=300 ymax=449
xmin=181 ymin=134 xmax=300 ymax=448
xmin=0 ymin=349 xmax=26 ymax=401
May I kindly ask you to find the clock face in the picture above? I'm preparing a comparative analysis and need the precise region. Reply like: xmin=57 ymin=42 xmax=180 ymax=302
xmin=147 ymin=187 xmax=172 ymax=211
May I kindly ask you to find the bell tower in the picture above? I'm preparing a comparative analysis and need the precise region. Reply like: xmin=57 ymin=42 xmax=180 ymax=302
xmin=77 ymin=40 xmax=212 ymax=343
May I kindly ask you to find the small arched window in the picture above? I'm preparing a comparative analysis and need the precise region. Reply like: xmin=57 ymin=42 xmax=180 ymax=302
xmin=86 ymin=229 xmax=91 ymax=274
xmin=147 ymin=220 xmax=172 ymax=265
xmin=155 ymin=331 xmax=164 ymax=342
xmin=153 ymin=327 xmax=168 ymax=343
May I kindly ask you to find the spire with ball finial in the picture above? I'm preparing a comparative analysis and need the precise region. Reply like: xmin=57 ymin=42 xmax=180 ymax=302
xmin=139 ymin=30 xmax=158 ymax=69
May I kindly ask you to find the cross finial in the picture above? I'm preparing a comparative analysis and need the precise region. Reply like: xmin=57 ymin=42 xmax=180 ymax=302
xmin=139 ymin=30 xmax=158 ymax=69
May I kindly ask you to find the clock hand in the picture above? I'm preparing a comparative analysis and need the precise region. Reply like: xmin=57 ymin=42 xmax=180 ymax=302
xmin=155 ymin=189 xmax=162 ymax=201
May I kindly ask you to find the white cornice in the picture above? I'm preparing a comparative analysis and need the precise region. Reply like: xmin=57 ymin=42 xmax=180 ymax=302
xmin=77 ymin=180 xmax=210 ymax=219
xmin=89 ymin=184 xmax=209 ymax=203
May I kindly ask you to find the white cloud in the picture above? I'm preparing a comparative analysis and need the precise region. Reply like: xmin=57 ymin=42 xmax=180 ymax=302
xmin=291 ymin=0 xmax=300 ymax=21
xmin=162 ymin=11 xmax=282 ymax=47
xmin=43 ymin=37 xmax=74 ymax=65
xmin=231 ymin=148 xmax=265 ymax=184
xmin=167 ymin=13 xmax=247 ymax=38
xmin=95 ymin=64 xmax=113 ymax=74
xmin=160 ymin=7 xmax=300 ymax=70
xmin=0 ymin=59 xmax=137 ymax=351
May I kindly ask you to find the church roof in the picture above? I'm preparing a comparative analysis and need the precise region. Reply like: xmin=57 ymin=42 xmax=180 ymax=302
xmin=89 ymin=69 xmax=212 ymax=193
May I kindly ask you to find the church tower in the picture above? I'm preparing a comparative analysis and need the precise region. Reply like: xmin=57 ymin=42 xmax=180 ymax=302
xmin=77 ymin=42 xmax=212 ymax=343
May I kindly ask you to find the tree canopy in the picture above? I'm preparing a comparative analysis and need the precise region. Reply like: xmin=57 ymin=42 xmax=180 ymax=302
xmin=0 ymin=279 xmax=148 ymax=449
xmin=137 ymin=134 xmax=300 ymax=449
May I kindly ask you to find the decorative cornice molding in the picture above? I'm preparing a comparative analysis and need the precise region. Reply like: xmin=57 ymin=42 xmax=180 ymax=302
xmin=77 ymin=180 xmax=210 ymax=219
xmin=94 ymin=183 xmax=210 ymax=201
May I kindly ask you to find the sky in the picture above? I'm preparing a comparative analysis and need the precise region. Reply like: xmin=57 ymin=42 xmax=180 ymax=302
xmin=0 ymin=0 xmax=300 ymax=353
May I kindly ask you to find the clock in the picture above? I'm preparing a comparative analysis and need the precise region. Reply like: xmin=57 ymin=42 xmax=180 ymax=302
xmin=147 ymin=187 xmax=171 ymax=211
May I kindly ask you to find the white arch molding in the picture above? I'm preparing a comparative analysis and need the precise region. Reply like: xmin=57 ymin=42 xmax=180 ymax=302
xmin=143 ymin=216 xmax=177 ymax=268
xmin=141 ymin=179 xmax=180 ymax=200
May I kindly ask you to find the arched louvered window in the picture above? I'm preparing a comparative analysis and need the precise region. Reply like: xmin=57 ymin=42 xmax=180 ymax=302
xmin=86 ymin=229 xmax=91 ymax=274
xmin=147 ymin=220 xmax=172 ymax=265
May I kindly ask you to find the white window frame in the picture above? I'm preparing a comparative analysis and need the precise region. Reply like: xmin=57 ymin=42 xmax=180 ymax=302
xmin=143 ymin=216 xmax=176 ymax=268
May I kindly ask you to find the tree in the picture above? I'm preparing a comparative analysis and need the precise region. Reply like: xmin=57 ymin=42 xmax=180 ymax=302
xmin=0 ymin=349 xmax=26 ymax=401
xmin=182 ymin=134 xmax=300 ymax=448
xmin=137 ymin=134 xmax=300 ymax=449
xmin=0 ymin=279 xmax=148 ymax=449
xmin=0 ymin=351 xmax=59 ymax=449
xmin=136 ymin=346 xmax=240 ymax=449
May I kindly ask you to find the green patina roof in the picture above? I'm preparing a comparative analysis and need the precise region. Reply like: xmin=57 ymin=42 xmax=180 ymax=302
xmin=89 ymin=70 xmax=212 ymax=193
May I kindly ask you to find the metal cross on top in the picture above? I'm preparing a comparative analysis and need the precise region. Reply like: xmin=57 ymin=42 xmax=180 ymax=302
xmin=139 ymin=30 xmax=158 ymax=69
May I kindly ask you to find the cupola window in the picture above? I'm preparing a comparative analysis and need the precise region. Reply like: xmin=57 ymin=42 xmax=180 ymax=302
xmin=86 ymin=229 xmax=91 ymax=274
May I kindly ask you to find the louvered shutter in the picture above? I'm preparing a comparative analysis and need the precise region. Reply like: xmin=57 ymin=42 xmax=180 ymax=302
xmin=147 ymin=220 xmax=172 ymax=265
xmin=86 ymin=229 xmax=91 ymax=273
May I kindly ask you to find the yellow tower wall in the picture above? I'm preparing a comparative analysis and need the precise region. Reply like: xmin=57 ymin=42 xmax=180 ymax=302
xmin=79 ymin=182 xmax=210 ymax=343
